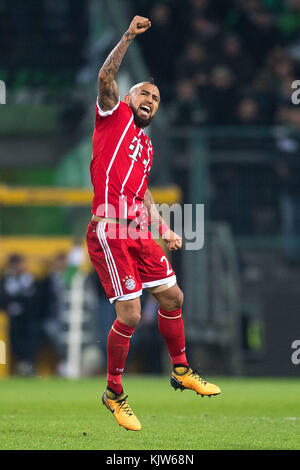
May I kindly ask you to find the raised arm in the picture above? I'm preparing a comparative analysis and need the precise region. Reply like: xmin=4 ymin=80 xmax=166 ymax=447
xmin=144 ymin=189 xmax=182 ymax=251
xmin=98 ymin=16 xmax=151 ymax=112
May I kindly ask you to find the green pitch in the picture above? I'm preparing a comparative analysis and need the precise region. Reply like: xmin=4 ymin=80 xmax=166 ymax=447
xmin=0 ymin=376 xmax=299 ymax=450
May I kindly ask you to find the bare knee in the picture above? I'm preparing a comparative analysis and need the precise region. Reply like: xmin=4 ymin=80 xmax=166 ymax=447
xmin=124 ymin=311 xmax=141 ymax=327
xmin=170 ymin=288 xmax=184 ymax=310
xmin=115 ymin=298 xmax=141 ymax=327
xmin=154 ymin=285 xmax=184 ymax=311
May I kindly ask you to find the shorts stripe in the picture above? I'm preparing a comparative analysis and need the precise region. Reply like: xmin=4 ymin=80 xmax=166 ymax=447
xmin=99 ymin=222 xmax=123 ymax=296
xmin=142 ymin=274 xmax=176 ymax=289
xmin=109 ymin=289 xmax=143 ymax=304
xmin=96 ymin=222 xmax=120 ymax=297
xmin=99 ymin=222 xmax=122 ymax=296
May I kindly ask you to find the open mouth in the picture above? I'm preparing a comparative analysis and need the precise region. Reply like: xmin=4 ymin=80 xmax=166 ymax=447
xmin=139 ymin=105 xmax=151 ymax=118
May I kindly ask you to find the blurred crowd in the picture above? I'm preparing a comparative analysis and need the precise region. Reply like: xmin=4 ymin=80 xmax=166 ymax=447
xmin=133 ymin=0 xmax=300 ymax=128
xmin=0 ymin=251 xmax=81 ymax=375
xmin=129 ymin=0 xmax=300 ymax=255
xmin=0 ymin=0 xmax=88 ymax=97
xmin=0 ymin=0 xmax=88 ymax=132
xmin=0 ymin=249 xmax=163 ymax=376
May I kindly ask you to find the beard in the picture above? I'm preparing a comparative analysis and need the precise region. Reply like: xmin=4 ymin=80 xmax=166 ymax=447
xmin=130 ymin=105 xmax=154 ymax=128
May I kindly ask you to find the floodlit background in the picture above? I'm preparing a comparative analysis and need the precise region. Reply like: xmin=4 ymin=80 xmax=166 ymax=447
xmin=0 ymin=0 xmax=300 ymax=379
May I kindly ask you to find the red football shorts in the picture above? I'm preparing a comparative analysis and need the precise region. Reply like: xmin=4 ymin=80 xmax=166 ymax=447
xmin=86 ymin=220 xmax=176 ymax=303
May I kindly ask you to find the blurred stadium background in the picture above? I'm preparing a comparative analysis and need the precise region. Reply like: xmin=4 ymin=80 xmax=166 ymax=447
xmin=0 ymin=0 xmax=300 ymax=380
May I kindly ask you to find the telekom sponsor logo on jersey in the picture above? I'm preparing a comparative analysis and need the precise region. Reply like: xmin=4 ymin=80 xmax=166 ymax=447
xmin=96 ymin=199 xmax=204 ymax=251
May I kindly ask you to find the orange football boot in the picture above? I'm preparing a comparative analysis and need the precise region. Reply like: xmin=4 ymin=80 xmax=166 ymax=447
xmin=171 ymin=367 xmax=221 ymax=397
xmin=102 ymin=389 xmax=142 ymax=431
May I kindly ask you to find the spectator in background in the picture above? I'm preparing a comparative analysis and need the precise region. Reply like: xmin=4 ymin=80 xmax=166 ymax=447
xmin=40 ymin=253 xmax=68 ymax=362
xmin=190 ymin=15 xmax=219 ymax=45
xmin=220 ymin=34 xmax=254 ymax=85
xmin=0 ymin=254 xmax=39 ymax=375
xmin=178 ymin=42 xmax=210 ymax=79
xmin=138 ymin=3 xmax=174 ymax=102
xmin=208 ymin=66 xmax=237 ymax=125
xmin=169 ymin=77 xmax=206 ymax=127
xmin=276 ymin=152 xmax=300 ymax=263
xmin=136 ymin=0 xmax=300 ymax=129
xmin=239 ymin=9 xmax=280 ymax=66
xmin=190 ymin=0 xmax=209 ymax=15
xmin=274 ymin=67 xmax=300 ymax=261
xmin=235 ymin=97 xmax=261 ymax=126
xmin=135 ymin=293 xmax=164 ymax=374
xmin=279 ymin=0 xmax=300 ymax=41
xmin=168 ymin=78 xmax=206 ymax=198
xmin=88 ymin=268 xmax=115 ymax=373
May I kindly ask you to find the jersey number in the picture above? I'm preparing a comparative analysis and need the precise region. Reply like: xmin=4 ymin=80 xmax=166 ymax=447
xmin=161 ymin=256 xmax=172 ymax=276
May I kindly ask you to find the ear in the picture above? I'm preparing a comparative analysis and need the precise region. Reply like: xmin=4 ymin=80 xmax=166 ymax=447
xmin=124 ymin=94 xmax=130 ymax=105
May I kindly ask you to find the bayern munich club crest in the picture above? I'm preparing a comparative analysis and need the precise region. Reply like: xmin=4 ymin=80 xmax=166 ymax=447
xmin=122 ymin=275 xmax=136 ymax=291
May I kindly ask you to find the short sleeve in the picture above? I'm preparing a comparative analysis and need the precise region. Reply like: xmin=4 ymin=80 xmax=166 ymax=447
xmin=96 ymin=97 xmax=121 ymax=118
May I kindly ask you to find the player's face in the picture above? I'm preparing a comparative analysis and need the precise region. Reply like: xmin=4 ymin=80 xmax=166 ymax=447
xmin=125 ymin=83 xmax=160 ymax=128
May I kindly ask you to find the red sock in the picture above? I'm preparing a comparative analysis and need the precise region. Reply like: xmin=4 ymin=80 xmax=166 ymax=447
xmin=107 ymin=320 xmax=135 ymax=395
xmin=158 ymin=307 xmax=189 ymax=367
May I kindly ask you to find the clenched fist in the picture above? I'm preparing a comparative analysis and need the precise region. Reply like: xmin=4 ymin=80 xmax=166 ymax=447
xmin=128 ymin=16 xmax=151 ymax=36
xmin=162 ymin=229 xmax=182 ymax=251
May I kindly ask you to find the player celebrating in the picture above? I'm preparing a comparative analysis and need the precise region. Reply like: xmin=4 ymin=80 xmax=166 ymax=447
xmin=86 ymin=16 xmax=221 ymax=431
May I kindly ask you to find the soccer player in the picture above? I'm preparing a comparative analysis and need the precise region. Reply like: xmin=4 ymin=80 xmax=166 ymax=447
xmin=86 ymin=16 xmax=221 ymax=431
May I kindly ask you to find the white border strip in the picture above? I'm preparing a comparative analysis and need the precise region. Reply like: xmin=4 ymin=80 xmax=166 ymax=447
xmin=112 ymin=326 xmax=132 ymax=338
xmin=109 ymin=289 xmax=143 ymax=304
xmin=96 ymin=97 xmax=120 ymax=117
xmin=142 ymin=274 xmax=176 ymax=289
xmin=158 ymin=311 xmax=182 ymax=320
xmin=121 ymin=159 xmax=135 ymax=194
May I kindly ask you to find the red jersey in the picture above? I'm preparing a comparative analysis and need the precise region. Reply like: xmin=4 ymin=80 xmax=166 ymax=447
xmin=91 ymin=99 xmax=153 ymax=223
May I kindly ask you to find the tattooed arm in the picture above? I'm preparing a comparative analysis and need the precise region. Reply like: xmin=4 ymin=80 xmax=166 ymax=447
xmin=98 ymin=16 xmax=151 ymax=112
xmin=144 ymin=188 xmax=164 ymax=228
xmin=144 ymin=189 xmax=182 ymax=251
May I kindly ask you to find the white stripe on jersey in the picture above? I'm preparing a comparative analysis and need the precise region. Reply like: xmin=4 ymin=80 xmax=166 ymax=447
xmin=133 ymin=144 xmax=151 ymax=204
xmin=133 ymin=173 xmax=148 ymax=204
xmin=105 ymin=114 xmax=134 ymax=217
xmin=120 ymin=130 xmax=142 ymax=198
xmin=121 ymin=159 xmax=135 ymax=194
